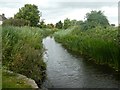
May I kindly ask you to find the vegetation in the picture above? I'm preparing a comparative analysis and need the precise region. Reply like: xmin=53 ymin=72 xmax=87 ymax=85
xmin=2 ymin=26 xmax=53 ymax=87
xmin=2 ymin=70 xmax=32 ymax=88
xmin=54 ymin=26 xmax=119 ymax=71
xmin=54 ymin=10 xmax=119 ymax=71
xmin=56 ymin=21 xmax=63 ymax=29
xmin=63 ymin=18 xmax=71 ymax=29
xmin=1 ymin=2 xmax=119 ymax=88
xmin=81 ymin=11 xmax=109 ymax=30
xmin=86 ymin=11 xmax=109 ymax=26
xmin=39 ymin=19 xmax=46 ymax=28
xmin=46 ymin=23 xmax=54 ymax=29
xmin=55 ymin=11 xmax=110 ymax=30
xmin=14 ymin=4 xmax=40 ymax=27
xmin=3 ymin=18 xmax=30 ymax=26
xmin=0 ymin=25 xmax=1 ymax=90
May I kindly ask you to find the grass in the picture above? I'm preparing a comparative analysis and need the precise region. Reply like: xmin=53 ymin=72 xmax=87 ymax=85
xmin=2 ymin=70 xmax=32 ymax=88
xmin=54 ymin=26 xmax=119 ymax=71
xmin=2 ymin=26 xmax=53 ymax=87
xmin=0 ymin=25 xmax=2 ymax=89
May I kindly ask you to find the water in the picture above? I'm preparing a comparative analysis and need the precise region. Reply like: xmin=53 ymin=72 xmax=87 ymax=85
xmin=42 ymin=36 xmax=119 ymax=88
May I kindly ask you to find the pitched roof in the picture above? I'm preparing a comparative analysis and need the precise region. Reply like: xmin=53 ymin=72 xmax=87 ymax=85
xmin=0 ymin=14 xmax=7 ymax=21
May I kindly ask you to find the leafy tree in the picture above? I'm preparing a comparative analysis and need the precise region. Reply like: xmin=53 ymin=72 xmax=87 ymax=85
xmin=63 ymin=18 xmax=71 ymax=29
xmin=76 ymin=20 xmax=84 ymax=26
xmin=70 ymin=20 xmax=84 ymax=26
xmin=14 ymin=4 xmax=40 ymax=27
xmin=55 ymin=21 xmax=63 ymax=29
xmin=39 ymin=19 xmax=46 ymax=28
xmin=46 ymin=23 xmax=54 ymax=29
xmin=70 ymin=19 xmax=77 ymax=26
xmin=118 ymin=25 xmax=120 ymax=47
xmin=85 ymin=10 xmax=109 ymax=29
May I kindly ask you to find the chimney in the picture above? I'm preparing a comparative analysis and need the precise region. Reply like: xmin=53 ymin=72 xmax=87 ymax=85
xmin=2 ymin=13 xmax=5 ymax=17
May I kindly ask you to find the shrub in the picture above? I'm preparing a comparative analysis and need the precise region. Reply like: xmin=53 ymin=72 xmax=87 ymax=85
xmin=3 ymin=18 xmax=30 ymax=26
xmin=2 ymin=26 xmax=46 ymax=87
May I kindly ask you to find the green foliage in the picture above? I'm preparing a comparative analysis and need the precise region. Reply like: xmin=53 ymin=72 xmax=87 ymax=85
xmin=2 ymin=70 xmax=32 ymax=88
xmin=63 ymin=18 xmax=71 ymax=29
xmin=14 ymin=4 xmax=40 ymax=27
xmin=118 ymin=25 xmax=120 ymax=47
xmin=39 ymin=20 xmax=46 ymax=28
xmin=3 ymin=18 xmax=30 ymax=26
xmin=54 ymin=26 xmax=119 ymax=71
xmin=2 ymin=26 xmax=47 ymax=87
xmin=46 ymin=23 xmax=54 ymax=29
xmin=56 ymin=21 xmax=63 ymax=29
xmin=81 ymin=10 xmax=109 ymax=30
xmin=70 ymin=19 xmax=77 ymax=26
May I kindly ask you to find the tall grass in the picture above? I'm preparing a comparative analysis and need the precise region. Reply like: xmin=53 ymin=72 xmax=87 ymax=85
xmin=54 ymin=26 xmax=119 ymax=71
xmin=2 ymin=26 xmax=51 ymax=87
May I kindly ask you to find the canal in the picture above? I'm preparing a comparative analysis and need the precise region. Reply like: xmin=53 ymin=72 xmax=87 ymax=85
xmin=42 ymin=36 xmax=119 ymax=88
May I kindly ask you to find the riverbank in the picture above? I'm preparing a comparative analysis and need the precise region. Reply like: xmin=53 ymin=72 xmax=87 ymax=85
xmin=54 ymin=26 xmax=119 ymax=72
xmin=2 ymin=69 xmax=38 ymax=88
xmin=42 ymin=36 xmax=119 ymax=88
xmin=2 ymin=26 xmax=53 ymax=88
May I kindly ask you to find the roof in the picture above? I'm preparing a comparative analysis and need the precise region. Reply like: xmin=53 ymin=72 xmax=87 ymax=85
xmin=0 ymin=14 xmax=7 ymax=21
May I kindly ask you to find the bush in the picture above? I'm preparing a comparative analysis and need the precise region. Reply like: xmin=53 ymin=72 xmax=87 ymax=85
xmin=3 ymin=18 xmax=30 ymax=26
xmin=2 ymin=26 xmax=46 ymax=87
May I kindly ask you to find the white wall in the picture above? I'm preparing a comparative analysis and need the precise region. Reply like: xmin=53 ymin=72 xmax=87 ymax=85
xmin=0 ymin=21 xmax=2 ymax=25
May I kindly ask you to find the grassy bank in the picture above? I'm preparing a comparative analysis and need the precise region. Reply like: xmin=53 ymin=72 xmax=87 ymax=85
xmin=2 ymin=26 xmax=52 ymax=88
xmin=2 ymin=70 xmax=32 ymax=88
xmin=54 ymin=26 xmax=119 ymax=71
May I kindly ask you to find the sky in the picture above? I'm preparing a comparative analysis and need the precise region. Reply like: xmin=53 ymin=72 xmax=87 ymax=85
xmin=0 ymin=0 xmax=119 ymax=25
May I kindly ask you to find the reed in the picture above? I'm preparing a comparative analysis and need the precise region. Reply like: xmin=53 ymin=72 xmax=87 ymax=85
xmin=2 ymin=26 xmax=50 ymax=87
xmin=54 ymin=26 xmax=119 ymax=71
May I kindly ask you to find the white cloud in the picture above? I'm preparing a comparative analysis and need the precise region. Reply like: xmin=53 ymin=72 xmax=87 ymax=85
xmin=0 ymin=0 xmax=118 ymax=25
xmin=101 ymin=6 xmax=118 ymax=25
xmin=0 ymin=7 xmax=18 ymax=18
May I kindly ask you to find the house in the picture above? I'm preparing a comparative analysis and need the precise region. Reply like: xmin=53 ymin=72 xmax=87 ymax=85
xmin=0 ymin=14 xmax=7 ymax=25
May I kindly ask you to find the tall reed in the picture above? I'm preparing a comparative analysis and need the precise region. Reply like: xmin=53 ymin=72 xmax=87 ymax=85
xmin=54 ymin=26 xmax=119 ymax=71
xmin=2 ymin=26 xmax=50 ymax=87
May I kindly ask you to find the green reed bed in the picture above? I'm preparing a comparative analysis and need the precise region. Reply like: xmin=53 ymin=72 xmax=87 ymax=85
xmin=54 ymin=26 xmax=119 ymax=71
xmin=2 ymin=26 xmax=49 ymax=87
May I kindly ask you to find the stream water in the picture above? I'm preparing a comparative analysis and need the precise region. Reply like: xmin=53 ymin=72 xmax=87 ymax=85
xmin=42 ymin=36 xmax=119 ymax=88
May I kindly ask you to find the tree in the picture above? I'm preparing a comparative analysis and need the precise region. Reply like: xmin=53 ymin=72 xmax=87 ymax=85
xmin=63 ymin=18 xmax=71 ymax=29
xmin=85 ymin=10 xmax=109 ymax=29
xmin=14 ymin=4 xmax=40 ymax=27
xmin=47 ymin=23 xmax=54 ymax=29
xmin=55 ymin=21 xmax=63 ymax=29
xmin=39 ymin=19 xmax=46 ymax=28
xmin=76 ymin=20 xmax=84 ymax=26
xmin=118 ymin=25 xmax=120 ymax=47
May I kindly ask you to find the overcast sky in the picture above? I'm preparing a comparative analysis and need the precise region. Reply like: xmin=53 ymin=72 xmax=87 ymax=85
xmin=0 ymin=0 xmax=119 ymax=25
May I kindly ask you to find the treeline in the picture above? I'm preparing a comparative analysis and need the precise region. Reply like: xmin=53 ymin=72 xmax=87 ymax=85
xmin=2 ymin=4 xmax=115 ymax=30
xmin=54 ymin=11 xmax=119 ymax=71
xmin=2 ymin=4 xmax=55 ymax=28
xmin=55 ymin=11 xmax=110 ymax=30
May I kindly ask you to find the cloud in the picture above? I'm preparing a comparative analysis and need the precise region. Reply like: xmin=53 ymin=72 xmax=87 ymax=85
xmin=0 ymin=0 xmax=118 ymax=25
xmin=0 ymin=7 xmax=18 ymax=18
xmin=57 ymin=2 xmax=117 ymax=9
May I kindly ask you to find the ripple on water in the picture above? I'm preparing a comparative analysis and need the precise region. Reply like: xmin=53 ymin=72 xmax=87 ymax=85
xmin=42 ymin=37 xmax=120 ymax=88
